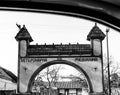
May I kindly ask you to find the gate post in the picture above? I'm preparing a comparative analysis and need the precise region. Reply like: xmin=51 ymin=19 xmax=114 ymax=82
xmin=87 ymin=23 xmax=106 ymax=94
xmin=15 ymin=25 xmax=33 ymax=93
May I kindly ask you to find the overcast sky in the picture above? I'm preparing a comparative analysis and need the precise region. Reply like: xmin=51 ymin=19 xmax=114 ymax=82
xmin=0 ymin=10 xmax=120 ymax=76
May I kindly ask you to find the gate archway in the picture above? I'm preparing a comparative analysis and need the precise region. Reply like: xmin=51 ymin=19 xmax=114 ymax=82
xmin=28 ymin=60 xmax=93 ymax=93
xmin=15 ymin=22 xmax=105 ymax=95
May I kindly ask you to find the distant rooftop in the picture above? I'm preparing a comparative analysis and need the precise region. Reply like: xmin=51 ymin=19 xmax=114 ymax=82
xmin=33 ymin=81 xmax=88 ymax=89
xmin=0 ymin=66 xmax=17 ymax=83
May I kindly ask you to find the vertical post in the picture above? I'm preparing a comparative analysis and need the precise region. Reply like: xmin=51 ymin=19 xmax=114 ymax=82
xmin=17 ymin=41 xmax=20 ymax=93
xmin=4 ymin=82 xmax=6 ymax=90
xmin=106 ymin=29 xmax=111 ymax=95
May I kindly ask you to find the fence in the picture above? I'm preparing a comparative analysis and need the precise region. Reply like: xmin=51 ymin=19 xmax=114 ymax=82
xmin=0 ymin=90 xmax=16 ymax=95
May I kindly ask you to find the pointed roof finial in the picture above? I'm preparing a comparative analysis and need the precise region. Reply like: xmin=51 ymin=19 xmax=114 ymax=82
xmin=16 ymin=23 xmax=21 ymax=30
xmin=23 ymin=25 xmax=26 ymax=29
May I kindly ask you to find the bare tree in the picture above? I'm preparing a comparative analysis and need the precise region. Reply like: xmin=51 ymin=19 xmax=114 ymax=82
xmin=45 ymin=65 xmax=61 ymax=86
xmin=34 ymin=64 xmax=63 ymax=95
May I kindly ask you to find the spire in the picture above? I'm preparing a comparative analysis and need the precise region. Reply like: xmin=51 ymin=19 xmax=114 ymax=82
xmin=15 ymin=25 xmax=33 ymax=42
xmin=87 ymin=23 xmax=105 ymax=41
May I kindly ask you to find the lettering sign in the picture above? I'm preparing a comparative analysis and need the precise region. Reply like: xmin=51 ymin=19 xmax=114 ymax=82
xmin=75 ymin=57 xmax=98 ymax=62
xmin=20 ymin=58 xmax=47 ymax=63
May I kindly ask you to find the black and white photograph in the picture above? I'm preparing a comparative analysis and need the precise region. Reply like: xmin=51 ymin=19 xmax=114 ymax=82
xmin=0 ymin=0 xmax=120 ymax=95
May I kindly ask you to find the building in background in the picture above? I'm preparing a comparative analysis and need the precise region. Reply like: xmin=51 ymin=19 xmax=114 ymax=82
xmin=0 ymin=66 xmax=17 ymax=91
xmin=32 ymin=81 xmax=88 ymax=95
